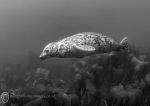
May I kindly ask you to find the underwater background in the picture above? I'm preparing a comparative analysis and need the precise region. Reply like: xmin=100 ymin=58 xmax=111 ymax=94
xmin=0 ymin=0 xmax=150 ymax=106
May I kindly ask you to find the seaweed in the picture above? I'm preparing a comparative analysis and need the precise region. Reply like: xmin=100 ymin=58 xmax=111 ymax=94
xmin=0 ymin=45 xmax=150 ymax=106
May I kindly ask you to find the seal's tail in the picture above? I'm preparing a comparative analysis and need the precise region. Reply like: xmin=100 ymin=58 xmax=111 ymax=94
xmin=119 ymin=37 xmax=129 ymax=52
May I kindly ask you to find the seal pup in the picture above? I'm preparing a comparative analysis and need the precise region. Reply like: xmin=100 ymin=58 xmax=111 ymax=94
xmin=40 ymin=32 xmax=128 ymax=60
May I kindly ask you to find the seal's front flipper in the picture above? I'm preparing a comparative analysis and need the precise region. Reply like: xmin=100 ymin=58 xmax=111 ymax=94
xmin=73 ymin=44 xmax=96 ymax=52
xmin=72 ymin=44 xmax=96 ymax=57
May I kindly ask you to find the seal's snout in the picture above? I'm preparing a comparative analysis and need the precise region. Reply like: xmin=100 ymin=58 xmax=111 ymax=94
xmin=39 ymin=56 xmax=46 ymax=60
xmin=39 ymin=53 xmax=47 ymax=60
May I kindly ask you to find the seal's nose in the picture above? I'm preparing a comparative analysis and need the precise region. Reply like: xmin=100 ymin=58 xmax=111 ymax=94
xmin=39 ymin=53 xmax=46 ymax=60
xmin=39 ymin=56 xmax=45 ymax=60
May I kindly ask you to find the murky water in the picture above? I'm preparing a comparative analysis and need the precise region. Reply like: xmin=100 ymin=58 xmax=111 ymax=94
xmin=0 ymin=0 xmax=150 ymax=105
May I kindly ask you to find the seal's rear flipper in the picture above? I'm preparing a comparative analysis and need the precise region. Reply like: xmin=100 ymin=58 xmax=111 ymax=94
xmin=119 ymin=37 xmax=129 ymax=52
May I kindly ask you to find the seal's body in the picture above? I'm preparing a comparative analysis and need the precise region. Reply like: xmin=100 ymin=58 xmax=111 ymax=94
xmin=40 ymin=32 xmax=128 ymax=59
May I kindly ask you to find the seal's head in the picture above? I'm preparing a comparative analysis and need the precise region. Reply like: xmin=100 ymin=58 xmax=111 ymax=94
xmin=39 ymin=42 xmax=57 ymax=60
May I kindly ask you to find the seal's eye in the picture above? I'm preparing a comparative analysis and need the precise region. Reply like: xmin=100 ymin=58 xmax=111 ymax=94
xmin=45 ymin=49 xmax=49 ymax=53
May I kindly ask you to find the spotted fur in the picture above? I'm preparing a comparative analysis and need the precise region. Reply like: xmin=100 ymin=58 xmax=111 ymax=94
xmin=40 ymin=32 xmax=128 ymax=59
